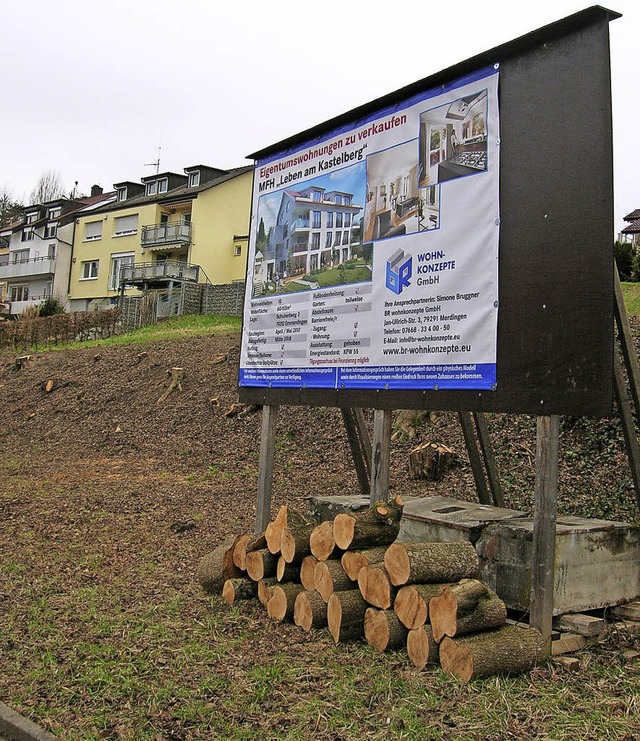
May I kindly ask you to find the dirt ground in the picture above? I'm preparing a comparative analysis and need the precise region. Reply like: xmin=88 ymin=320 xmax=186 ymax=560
xmin=0 ymin=329 xmax=639 ymax=738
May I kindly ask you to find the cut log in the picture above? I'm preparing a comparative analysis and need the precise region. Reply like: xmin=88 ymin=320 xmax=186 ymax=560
xmin=300 ymin=555 xmax=318 ymax=591
xmin=333 ymin=497 xmax=404 ymax=550
xmin=264 ymin=506 xmax=288 ymax=554
xmin=246 ymin=548 xmax=279 ymax=581
xmin=341 ymin=547 xmax=388 ymax=581
xmin=309 ymin=520 xmax=337 ymax=561
xmin=393 ymin=583 xmax=449 ymax=630
xmin=294 ymin=590 xmax=328 ymax=632
xmin=280 ymin=510 xmax=315 ymax=564
xmin=267 ymin=583 xmax=306 ymax=622
xmin=257 ymin=577 xmax=279 ymax=607
xmin=314 ymin=560 xmax=354 ymax=603
xmin=232 ymin=532 xmax=266 ymax=571
xmin=364 ymin=608 xmax=409 ymax=651
xmin=439 ymin=625 xmax=547 ymax=682
xmin=431 ymin=589 xmax=506 ymax=643
xmin=327 ymin=590 xmax=369 ymax=644
xmin=406 ymin=625 xmax=439 ymax=669
xmin=196 ymin=537 xmax=243 ymax=593
xmin=409 ymin=441 xmax=456 ymax=480
xmin=384 ymin=541 xmax=479 ymax=586
xmin=428 ymin=579 xmax=490 ymax=641
xmin=222 ymin=578 xmax=258 ymax=604
xmin=357 ymin=563 xmax=396 ymax=610
xmin=276 ymin=557 xmax=301 ymax=583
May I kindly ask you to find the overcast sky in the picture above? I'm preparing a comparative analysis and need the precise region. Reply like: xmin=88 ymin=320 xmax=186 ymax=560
xmin=1 ymin=1 xmax=637 ymax=232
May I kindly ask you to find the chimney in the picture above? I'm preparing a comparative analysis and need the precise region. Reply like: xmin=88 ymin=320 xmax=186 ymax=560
xmin=90 ymin=184 xmax=103 ymax=197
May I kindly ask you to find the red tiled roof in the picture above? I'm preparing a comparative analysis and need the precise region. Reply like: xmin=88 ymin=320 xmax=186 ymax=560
xmin=621 ymin=219 xmax=640 ymax=234
xmin=623 ymin=209 xmax=640 ymax=221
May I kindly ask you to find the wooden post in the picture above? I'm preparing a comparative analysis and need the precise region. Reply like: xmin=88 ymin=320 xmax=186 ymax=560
xmin=255 ymin=404 xmax=279 ymax=534
xmin=614 ymin=266 xmax=640 ymax=417
xmin=473 ymin=412 xmax=505 ymax=508
xmin=529 ymin=414 xmax=560 ymax=650
xmin=370 ymin=409 xmax=392 ymax=504
xmin=353 ymin=408 xmax=372 ymax=474
xmin=458 ymin=412 xmax=492 ymax=505
xmin=613 ymin=354 xmax=640 ymax=509
xmin=341 ymin=408 xmax=370 ymax=497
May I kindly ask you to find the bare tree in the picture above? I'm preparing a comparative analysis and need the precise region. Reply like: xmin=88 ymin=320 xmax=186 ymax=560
xmin=0 ymin=185 xmax=24 ymax=227
xmin=29 ymin=170 xmax=65 ymax=205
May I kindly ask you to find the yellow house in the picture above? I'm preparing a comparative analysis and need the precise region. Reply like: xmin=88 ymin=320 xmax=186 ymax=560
xmin=68 ymin=165 xmax=252 ymax=312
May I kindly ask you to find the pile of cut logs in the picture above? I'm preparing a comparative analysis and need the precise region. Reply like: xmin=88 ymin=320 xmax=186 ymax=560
xmin=197 ymin=498 xmax=546 ymax=682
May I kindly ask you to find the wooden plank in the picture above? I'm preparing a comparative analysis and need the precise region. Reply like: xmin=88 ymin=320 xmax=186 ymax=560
xmin=255 ymin=404 xmax=279 ymax=534
xmin=612 ymin=601 xmax=640 ymax=621
xmin=458 ymin=412 xmax=492 ymax=505
xmin=472 ymin=412 xmax=505 ymax=507
xmin=370 ymin=409 xmax=392 ymax=504
xmin=551 ymin=633 xmax=586 ymax=655
xmin=553 ymin=613 xmax=607 ymax=638
xmin=341 ymin=408 xmax=370 ymax=497
xmin=529 ymin=414 xmax=560 ymax=651
xmin=612 ymin=353 xmax=640 ymax=509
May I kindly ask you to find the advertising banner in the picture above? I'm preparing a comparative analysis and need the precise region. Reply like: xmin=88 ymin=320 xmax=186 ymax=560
xmin=240 ymin=66 xmax=500 ymax=391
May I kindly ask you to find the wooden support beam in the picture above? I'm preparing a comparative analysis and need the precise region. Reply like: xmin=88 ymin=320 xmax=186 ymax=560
xmin=614 ymin=267 xmax=640 ymax=417
xmin=341 ymin=407 xmax=370 ymax=497
xmin=472 ymin=412 xmax=505 ymax=508
xmin=370 ymin=409 xmax=392 ymax=504
xmin=255 ymin=404 xmax=279 ymax=534
xmin=353 ymin=407 xmax=372 ymax=474
xmin=530 ymin=414 xmax=560 ymax=651
xmin=613 ymin=353 xmax=640 ymax=509
xmin=458 ymin=412 xmax=492 ymax=505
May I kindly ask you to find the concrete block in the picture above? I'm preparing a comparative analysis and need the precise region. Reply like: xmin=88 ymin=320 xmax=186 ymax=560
xmin=397 ymin=496 xmax=525 ymax=544
xmin=308 ymin=495 xmax=370 ymax=523
xmin=477 ymin=517 xmax=640 ymax=615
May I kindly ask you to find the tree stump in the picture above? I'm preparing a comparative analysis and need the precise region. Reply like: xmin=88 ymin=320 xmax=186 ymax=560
xmin=384 ymin=541 xmax=479 ymax=586
xmin=341 ymin=547 xmax=388 ymax=581
xmin=407 ymin=625 xmax=439 ymax=669
xmin=327 ymin=590 xmax=369 ymax=644
xmin=439 ymin=625 xmax=547 ymax=682
xmin=314 ymin=559 xmax=354 ymax=603
xmin=267 ymin=583 xmax=306 ymax=622
xmin=222 ymin=578 xmax=258 ymax=604
xmin=333 ymin=497 xmax=404 ymax=551
xmin=246 ymin=548 xmax=278 ymax=581
xmin=309 ymin=520 xmax=337 ymax=561
xmin=364 ymin=608 xmax=408 ymax=651
xmin=357 ymin=564 xmax=396 ymax=609
xmin=393 ymin=583 xmax=450 ymax=630
xmin=409 ymin=441 xmax=456 ymax=480
xmin=196 ymin=537 xmax=243 ymax=593
xmin=294 ymin=590 xmax=328 ymax=632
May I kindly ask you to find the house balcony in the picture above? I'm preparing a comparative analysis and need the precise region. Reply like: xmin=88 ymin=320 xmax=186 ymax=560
xmin=6 ymin=294 xmax=50 ymax=316
xmin=0 ymin=256 xmax=55 ymax=280
xmin=291 ymin=218 xmax=310 ymax=232
xmin=120 ymin=260 xmax=200 ymax=288
xmin=140 ymin=222 xmax=191 ymax=249
xmin=292 ymin=243 xmax=308 ymax=254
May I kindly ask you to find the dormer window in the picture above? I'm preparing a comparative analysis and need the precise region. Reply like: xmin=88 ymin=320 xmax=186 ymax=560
xmin=158 ymin=178 xmax=168 ymax=193
xmin=188 ymin=171 xmax=200 ymax=188
xmin=117 ymin=186 xmax=128 ymax=202
xmin=48 ymin=207 xmax=62 ymax=220
xmin=145 ymin=178 xmax=168 ymax=196
xmin=26 ymin=212 xmax=39 ymax=224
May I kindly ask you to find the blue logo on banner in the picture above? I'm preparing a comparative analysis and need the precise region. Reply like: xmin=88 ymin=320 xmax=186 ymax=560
xmin=386 ymin=249 xmax=412 ymax=295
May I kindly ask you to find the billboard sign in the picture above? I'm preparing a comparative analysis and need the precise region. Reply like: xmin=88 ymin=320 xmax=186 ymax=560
xmin=240 ymin=66 xmax=500 ymax=391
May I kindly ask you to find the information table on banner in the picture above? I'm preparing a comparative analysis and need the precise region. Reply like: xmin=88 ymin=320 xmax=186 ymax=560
xmin=240 ymin=66 xmax=500 ymax=391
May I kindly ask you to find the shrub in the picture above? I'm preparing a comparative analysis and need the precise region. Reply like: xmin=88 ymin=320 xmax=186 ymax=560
xmin=39 ymin=297 xmax=65 ymax=317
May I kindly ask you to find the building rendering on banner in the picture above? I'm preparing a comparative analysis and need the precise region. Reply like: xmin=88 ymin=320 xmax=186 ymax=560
xmin=0 ymin=187 xmax=114 ymax=316
xmin=261 ymin=186 xmax=362 ymax=283
xmin=68 ymin=165 xmax=252 ymax=312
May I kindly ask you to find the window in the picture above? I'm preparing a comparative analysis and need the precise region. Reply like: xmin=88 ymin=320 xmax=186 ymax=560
xmin=312 ymin=211 xmax=321 ymax=229
xmin=21 ymin=228 xmax=34 ymax=242
xmin=188 ymin=171 xmax=200 ymax=188
xmin=345 ymin=213 xmax=352 ymax=227
xmin=114 ymin=214 xmax=138 ymax=236
xmin=48 ymin=207 xmax=61 ymax=220
xmin=85 ymin=221 xmax=103 ymax=241
xmin=13 ymin=250 xmax=30 ymax=264
xmin=48 ymin=244 xmax=56 ymax=258
xmin=343 ymin=195 xmax=351 ymax=205
xmin=108 ymin=253 xmax=134 ymax=290
xmin=312 ymin=190 xmax=322 ymax=202
xmin=326 ymin=212 xmax=333 ymax=228
xmin=26 ymin=212 xmax=39 ymax=224
xmin=117 ymin=187 xmax=128 ymax=202
xmin=325 ymin=233 xmax=332 ymax=249
xmin=81 ymin=260 xmax=99 ymax=279
xmin=342 ymin=232 xmax=349 ymax=245
xmin=310 ymin=233 xmax=320 ymax=250
xmin=158 ymin=178 xmax=168 ymax=193
xmin=334 ymin=231 xmax=341 ymax=246
xmin=44 ymin=222 xmax=58 ymax=239
xmin=336 ymin=213 xmax=343 ymax=228
xmin=10 ymin=285 xmax=29 ymax=302
xmin=234 ymin=245 xmax=242 ymax=256
xmin=145 ymin=181 xmax=158 ymax=196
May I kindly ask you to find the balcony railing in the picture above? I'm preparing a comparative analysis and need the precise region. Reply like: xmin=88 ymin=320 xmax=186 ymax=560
xmin=0 ymin=256 xmax=55 ymax=279
xmin=120 ymin=260 xmax=200 ymax=285
xmin=140 ymin=222 xmax=191 ymax=248
xmin=291 ymin=218 xmax=310 ymax=232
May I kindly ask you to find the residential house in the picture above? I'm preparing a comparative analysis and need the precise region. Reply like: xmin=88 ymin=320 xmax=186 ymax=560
xmin=619 ymin=209 xmax=640 ymax=246
xmin=0 ymin=187 xmax=114 ymax=316
xmin=68 ymin=165 xmax=252 ymax=312
xmin=264 ymin=186 xmax=362 ymax=280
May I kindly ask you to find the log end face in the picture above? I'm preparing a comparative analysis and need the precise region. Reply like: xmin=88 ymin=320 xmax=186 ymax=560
xmin=294 ymin=592 xmax=311 ymax=631
xmin=333 ymin=513 xmax=356 ymax=550
xmin=407 ymin=627 xmax=429 ymax=669
xmin=222 ymin=580 xmax=235 ymax=604
xmin=327 ymin=593 xmax=342 ymax=644
xmin=279 ymin=529 xmax=295 ymax=564
xmin=267 ymin=586 xmax=286 ymax=621
xmin=384 ymin=543 xmax=410 ymax=586
xmin=309 ymin=520 xmax=335 ymax=561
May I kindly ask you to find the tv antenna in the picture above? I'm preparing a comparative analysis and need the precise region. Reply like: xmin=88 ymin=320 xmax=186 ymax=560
xmin=144 ymin=142 xmax=162 ymax=175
